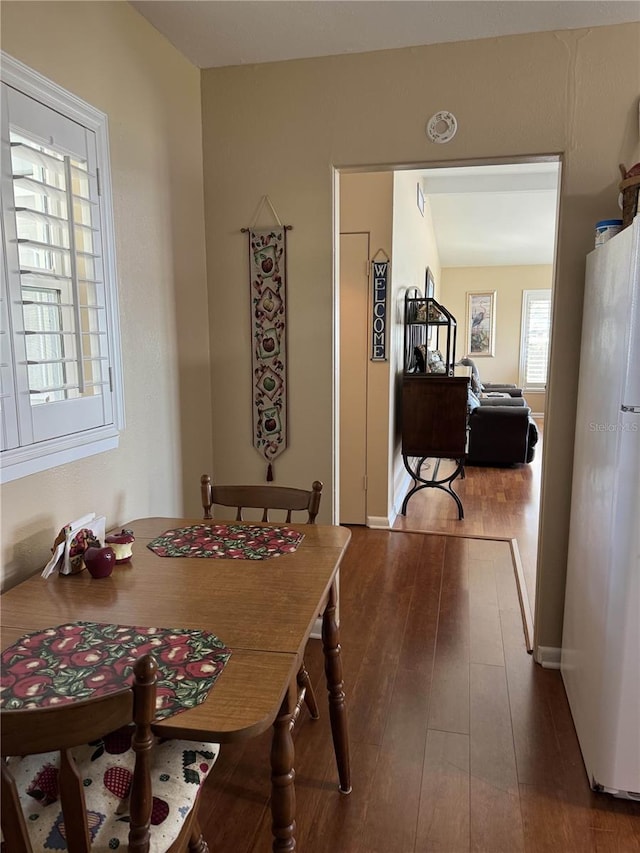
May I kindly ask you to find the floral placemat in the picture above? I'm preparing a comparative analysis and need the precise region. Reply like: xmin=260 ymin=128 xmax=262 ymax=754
xmin=0 ymin=622 xmax=231 ymax=717
xmin=147 ymin=523 xmax=304 ymax=559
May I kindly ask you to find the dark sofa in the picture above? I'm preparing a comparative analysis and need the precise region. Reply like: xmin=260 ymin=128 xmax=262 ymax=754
xmin=466 ymin=404 xmax=539 ymax=465
xmin=460 ymin=357 xmax=526 ymax=405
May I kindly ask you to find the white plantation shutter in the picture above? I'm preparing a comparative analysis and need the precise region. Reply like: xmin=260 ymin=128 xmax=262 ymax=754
xmin=0 ymin=258 xmax=19 ymax=451
xmin=519 ymin=289 xmax=551 ymax=390
xmin=0 ymin=55 xmax=123 ymax=481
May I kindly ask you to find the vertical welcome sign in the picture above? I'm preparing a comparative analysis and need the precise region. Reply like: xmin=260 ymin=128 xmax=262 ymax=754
xmin=371 ymin=258 xmax=388 ymax=361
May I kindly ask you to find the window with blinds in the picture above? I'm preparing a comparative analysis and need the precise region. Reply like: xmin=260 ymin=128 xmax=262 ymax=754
xmin=1 ymin=55 xmax=123 ymax=482
xmin=519 ymin=289 xmax=552 ymax=391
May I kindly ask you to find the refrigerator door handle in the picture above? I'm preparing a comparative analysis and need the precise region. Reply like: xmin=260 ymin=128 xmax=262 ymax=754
xmin=621 ymin=404 xmax=640 ymax=413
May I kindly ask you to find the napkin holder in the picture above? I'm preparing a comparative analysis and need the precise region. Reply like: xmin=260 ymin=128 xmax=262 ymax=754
xmin=42 ymin=513 xmax=107 ymax=578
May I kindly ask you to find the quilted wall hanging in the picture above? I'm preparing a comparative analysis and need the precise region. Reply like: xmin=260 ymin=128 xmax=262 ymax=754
xmin=243 ymin=197 xmax=292 ymax=481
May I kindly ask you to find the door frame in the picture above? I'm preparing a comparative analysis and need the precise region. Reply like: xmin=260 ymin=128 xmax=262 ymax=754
xmin=332 ymin=155 xmax=563 ymax=645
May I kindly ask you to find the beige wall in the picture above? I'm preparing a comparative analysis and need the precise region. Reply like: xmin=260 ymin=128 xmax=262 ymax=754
xmin=339 ymin=170 xmax=442 ymax=522
xmin=441 ymin=264 xmax=553 ymax=414
xmin=340 ymin=172 xmax=393 ymax=522
xmin=1 ymin=2 xmax=211 ymax=589
xmin=390 ymin=171 xmax=442 ymax=512
xmin=201 ymin=24 xmax=640 ymax=649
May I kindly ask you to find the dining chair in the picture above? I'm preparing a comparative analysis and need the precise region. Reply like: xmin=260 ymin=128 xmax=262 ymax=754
xmin=201 ymin=475 xmax=323 ymax=525
xmin=200 ymin=474 xmax=323 ymax=722
xmin=1 ymin=655 xmax=219 ymax=853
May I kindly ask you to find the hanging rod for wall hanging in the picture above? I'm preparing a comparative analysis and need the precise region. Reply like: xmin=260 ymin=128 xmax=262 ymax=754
xmin=371 ymin=248 xmax=390 ymax=262
xmin=241 ymin=195 xmax=293 ymax=232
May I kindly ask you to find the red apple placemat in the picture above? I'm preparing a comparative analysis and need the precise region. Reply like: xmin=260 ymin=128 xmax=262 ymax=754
xmin=146 ymin=523 xmax=304 ymax=559
xmin=0 ymin=622 xmax=231 ymax=717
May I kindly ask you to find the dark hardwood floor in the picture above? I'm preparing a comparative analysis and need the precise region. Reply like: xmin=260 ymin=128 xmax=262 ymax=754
xmin=198 ymin=527 xmax=640 ymax=852
xmin=393 ymin=419 xmax=544 ymax=609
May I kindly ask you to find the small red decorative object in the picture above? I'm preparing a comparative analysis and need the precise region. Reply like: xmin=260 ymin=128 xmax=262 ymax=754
xmin=84 ymin=546 xmax=116 ymax=578
xmin=104 ymin=528 xmax=135 ymax=563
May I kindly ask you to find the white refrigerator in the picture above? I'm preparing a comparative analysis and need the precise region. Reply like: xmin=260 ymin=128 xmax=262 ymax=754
xmin=561 ymin=215 xmax=640 ymax=799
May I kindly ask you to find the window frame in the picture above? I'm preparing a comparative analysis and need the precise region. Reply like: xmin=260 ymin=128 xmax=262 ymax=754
xmin=0 ymin=52 xmax=124 ymax=483
xmin=518 ymin=288 xmax=552 ymax=393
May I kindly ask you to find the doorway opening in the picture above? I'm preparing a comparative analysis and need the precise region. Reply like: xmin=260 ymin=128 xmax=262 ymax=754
xmin=335 ymin=158 xmax=562 ymax=614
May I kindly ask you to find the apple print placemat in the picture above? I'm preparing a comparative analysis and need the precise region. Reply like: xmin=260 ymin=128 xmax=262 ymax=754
xmin=147 ymin=522 xmax=304 ymax=559
xmin=0 ymin=622 xmax=231 ymax=716
xmin=247 ymin=224 xmax=288 ymax=481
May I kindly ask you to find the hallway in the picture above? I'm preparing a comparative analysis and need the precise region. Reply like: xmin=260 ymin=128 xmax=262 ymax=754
xmin=393 ymin=419 xmax=543 ymax=608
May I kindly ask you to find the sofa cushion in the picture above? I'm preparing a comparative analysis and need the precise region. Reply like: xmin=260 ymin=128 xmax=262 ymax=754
xmin=466 ymin=405 xmax=537 ymax=466
xmin=479 ymin=395 xmax=527 ymax=407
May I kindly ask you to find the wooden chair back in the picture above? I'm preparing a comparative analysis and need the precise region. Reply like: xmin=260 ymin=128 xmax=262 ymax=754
xmin=201 ymin=475 xmax=323 ymax=524
xmin=1 ymin=656 xmax=157 ymax=853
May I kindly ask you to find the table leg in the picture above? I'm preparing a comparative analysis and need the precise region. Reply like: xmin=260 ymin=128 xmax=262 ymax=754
xmin=271 ymin=688 xmax=296 ymax=852
xmin=322 ymin=579 xmax=352 ymax=794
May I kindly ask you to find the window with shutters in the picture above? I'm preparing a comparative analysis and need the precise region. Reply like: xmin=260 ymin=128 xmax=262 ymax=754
xmin=0 ymin=54 xmax=124 ymax=483
xmin=519 ymin=289 xmax=552 ymax=392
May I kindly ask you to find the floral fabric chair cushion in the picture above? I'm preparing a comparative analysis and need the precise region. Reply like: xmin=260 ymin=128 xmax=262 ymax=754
xmin=6 ymin=727 xmax=219 ymax=852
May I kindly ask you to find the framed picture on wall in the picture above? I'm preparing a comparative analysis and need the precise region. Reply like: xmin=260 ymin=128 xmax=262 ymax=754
xmin=425 ymin=267 xmax=435 ymax=299
xmin=466 ymin=290 xmax=496 ymax=357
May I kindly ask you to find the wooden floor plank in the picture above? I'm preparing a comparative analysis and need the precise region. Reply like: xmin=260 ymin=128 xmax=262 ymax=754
xmin=471 ymin=776 xmax=525 ymax=853
xmin=470 ymin=662 xmax=519 ymax=797
xmin=468 ymin=556 xmax=505 ymax=667
xmin=356 ymin=665 xmax=431 ymax=853
xmin=397 ymin=534 xmax=444 ymax=677
xmin=201 ymin=731 xmax=272 ymax=853
xmin=470 ymin=662 xmax=524 ymax=851
xmin=427 ymin=538 xmax=470 ymax=734
xmin=292 ymin=741 xmax=381 ymax=853
xmin=416 ymin=729 xmax=470 ymax=852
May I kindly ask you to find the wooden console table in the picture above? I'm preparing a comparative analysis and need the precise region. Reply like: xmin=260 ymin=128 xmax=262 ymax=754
xmin=401 ymin=373 xmax=469 ymax=518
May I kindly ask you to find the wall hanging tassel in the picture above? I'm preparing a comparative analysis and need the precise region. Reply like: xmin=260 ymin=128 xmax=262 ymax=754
xmin=267 ymin=462 xmax=273 ymax=482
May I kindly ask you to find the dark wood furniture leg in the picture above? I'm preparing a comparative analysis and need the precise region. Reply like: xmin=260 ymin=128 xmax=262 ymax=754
xmin=188 ymin=820 xmax=209 ymax=852
xmin=297 ymin=661 xmax=320 ymax=719
xmin=271 ymin=689 xmax=296 ymax=852
xmin=322 ymin=579 xmax=352 ymax=794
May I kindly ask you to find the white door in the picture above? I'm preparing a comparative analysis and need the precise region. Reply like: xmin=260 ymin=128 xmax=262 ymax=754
xmin=339 ymin=232 xmax=369 ymax=524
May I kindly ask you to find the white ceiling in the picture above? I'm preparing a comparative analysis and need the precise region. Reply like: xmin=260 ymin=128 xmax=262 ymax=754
xmin=128 ymin=2 xmax=607 ymax=267
xmin=415 ymin=162 xmax=561 ymax=267
xmin=130 ymin=1 xmax=640 ymax=70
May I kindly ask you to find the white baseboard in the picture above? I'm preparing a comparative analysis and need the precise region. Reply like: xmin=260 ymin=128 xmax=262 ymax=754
xmin=367 ymin=464 xmax=414 ymax=529
xmin=392 ymin=468 xmax=413 ymax=520
xmin=367 ymin=515 xmax=392 ymax=529
xmin=534 ymin=645 xmax=561 ymax=669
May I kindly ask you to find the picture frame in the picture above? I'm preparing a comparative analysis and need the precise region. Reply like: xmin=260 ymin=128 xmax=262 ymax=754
xmin=417 ymin=183 xmax=425 ymax=217
xmin=425 ymin=267 xmax=435 ymax=341
xmin=425 ymin=267 xmax=435 ymax=299
xmin=466 ymin=290 xmax=496 ymax=357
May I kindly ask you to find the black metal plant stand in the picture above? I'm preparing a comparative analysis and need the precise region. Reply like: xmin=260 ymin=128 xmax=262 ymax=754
xmin=401 ymin=455 xmax=465 ymax=519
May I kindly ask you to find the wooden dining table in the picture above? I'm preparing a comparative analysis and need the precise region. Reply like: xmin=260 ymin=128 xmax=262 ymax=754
xmin=0 ymin=517 xmax=353 ymax=852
